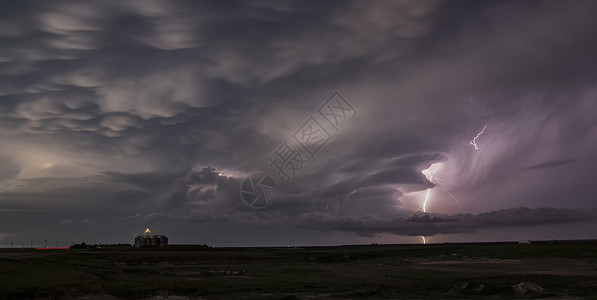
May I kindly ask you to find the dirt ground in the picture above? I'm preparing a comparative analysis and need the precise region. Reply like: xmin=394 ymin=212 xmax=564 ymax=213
xmin=1 ymin=242 xmax=597 ymax=299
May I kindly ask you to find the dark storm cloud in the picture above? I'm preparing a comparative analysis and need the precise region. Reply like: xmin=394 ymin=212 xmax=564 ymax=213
xmin=101 ymin=166 xmax=241 ymax=211
xmin=520 ymin=159 xmax=578 ymax=171
xmin=0 ymin=154 xmax=20 ymax=182
xmin=1 ymin=0 xmax=597 ymax=246
xmin=407 ymin=213 xmax=456 ymax=223
xmin=0 ymin=176 xmax=149 ymax=212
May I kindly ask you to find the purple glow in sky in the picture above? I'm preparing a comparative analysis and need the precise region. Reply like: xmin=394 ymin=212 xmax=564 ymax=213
xmin=0 ymin=0 xmax=596 ymax=247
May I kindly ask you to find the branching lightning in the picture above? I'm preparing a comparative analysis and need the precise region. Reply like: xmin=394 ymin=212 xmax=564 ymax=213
xmin=421 ymin=163 xmax=461 ymax=210
xmin=469 ymin=125 xmax=487 ymax=150
xmin=417 ymin=124 xmax=488 ymax=244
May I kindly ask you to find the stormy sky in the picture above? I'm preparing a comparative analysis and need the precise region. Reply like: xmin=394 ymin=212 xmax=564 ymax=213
xmin=1 ymin=0 xmax=596 ymax=247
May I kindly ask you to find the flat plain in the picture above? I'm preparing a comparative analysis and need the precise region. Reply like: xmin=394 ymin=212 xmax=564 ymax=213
xmin=1 ymin=241 xmax=597 ymax=299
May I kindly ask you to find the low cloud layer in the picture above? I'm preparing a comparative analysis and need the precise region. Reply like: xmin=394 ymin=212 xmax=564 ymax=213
xmin=305 ymin=207 xmax=597 ymax=237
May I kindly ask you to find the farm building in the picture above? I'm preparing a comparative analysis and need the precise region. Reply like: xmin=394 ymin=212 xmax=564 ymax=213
xmin=134 ymin=228 xmax=168 ymax=248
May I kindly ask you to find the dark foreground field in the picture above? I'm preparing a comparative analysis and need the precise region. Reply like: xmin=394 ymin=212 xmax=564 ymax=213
xmin=1 ymin=241 xmax=597 ymax=299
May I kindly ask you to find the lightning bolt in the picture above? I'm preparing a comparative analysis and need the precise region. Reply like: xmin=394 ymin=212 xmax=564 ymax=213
xmin=421 ymin=189 xmax=431 ymax=245
xmin=421 ymin=163 xmax=461 ymax=210
xmin=422 ymin=189 xmax=431 ymax=213
xmin=469 ymin=125 xmax=487 ymax=150
xmin=416 ymin=124 xmax=488 ymax=245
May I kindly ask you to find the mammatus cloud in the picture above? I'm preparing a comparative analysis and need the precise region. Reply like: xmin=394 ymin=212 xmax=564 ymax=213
xmin=0 ymin=1 xmax=596 ymax=246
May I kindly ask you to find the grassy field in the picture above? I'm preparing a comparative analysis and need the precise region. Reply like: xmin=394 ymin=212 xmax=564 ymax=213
xmin=1 ymin=241 xmax=597 ymax=299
